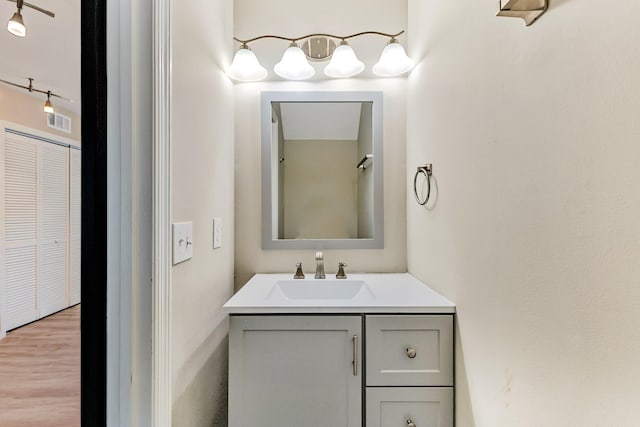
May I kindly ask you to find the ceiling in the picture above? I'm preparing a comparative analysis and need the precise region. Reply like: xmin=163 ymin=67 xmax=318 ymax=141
xmin=279 ymin=102 xmax=363 ymax=140
xmin=0 ymin=0 xmax=80 ymax=114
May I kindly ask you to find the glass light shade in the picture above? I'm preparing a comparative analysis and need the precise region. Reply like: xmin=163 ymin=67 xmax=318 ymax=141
xmin=274 ymin=45 xmax=315 ymax=80
xmin=372 ymin=41 xmax=415 ymax=77
xmin=226 ymin=46 xmax=268 ymax=82
xmin=7 ymin=11 xmax=26 ymax=37
xmin=324 ymin=43 xmax=364 ymax=78
xmin=43 ymin=99 xmax=54 ymax=114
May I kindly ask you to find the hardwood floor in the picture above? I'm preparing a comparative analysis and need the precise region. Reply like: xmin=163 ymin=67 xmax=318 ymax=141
xmin=0 ymin=305 xmax=80 ymax=427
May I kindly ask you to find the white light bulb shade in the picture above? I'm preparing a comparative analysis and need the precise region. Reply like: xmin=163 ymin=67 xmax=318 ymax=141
xmin=43 ymin=101 xmax=54 ymax=114
xmin=274 ymin=45 xmax=315 ymax=80
xmin=323 ymin=44 xmax=364 ymax=78
xmin=226 ymin=46 xmax=268 ymax=82
xmin=7 ymin=11 xmax=26 ymax=37
xmin=372 ymin=41 xmax=415 ymax=77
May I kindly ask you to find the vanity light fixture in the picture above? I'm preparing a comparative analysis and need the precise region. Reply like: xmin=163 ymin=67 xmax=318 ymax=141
xmin=228 ymin=30 xmax=414 ymax=82
xmin=324 ymin=41 xmax=364 ymax=79
xmin=274 ymin=42 xmax=315 ymax=80
xmin=226 ymin=43 xmax=268 ymax=82
xmin=372 ymin=38 xmax=415 ymax=77
xmin=6 ymin=0 xmax=55 ymax=38
xmin=0 ymin=77 xmax=71 ymax=114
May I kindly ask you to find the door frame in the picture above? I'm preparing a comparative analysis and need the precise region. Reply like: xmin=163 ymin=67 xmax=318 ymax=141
xmin=82 ymin=0 xmax=173 ymax=425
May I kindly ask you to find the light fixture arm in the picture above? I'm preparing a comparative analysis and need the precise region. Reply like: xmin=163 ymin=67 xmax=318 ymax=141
xmin=0 ymin=77 xmax=71 ymax=102
xmin=234 ymin=30 xmax=405 ymax=45
xmin=7 ymin=0 xmax=55 ymax=18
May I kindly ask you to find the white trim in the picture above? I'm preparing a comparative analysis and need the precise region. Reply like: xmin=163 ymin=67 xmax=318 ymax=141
xmin=107 ymin=0 xmax=132 ymax=424
xmin=152 ymin=0 xmax=172 ymax=425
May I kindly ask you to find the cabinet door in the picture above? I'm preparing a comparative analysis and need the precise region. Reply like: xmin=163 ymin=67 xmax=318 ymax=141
xmin=366 ymin=387 xmax=453 ymax=427
xmin=38 ymin=142 xmax=69 ymax=318
xmin=229 ymin=315 xmax=362 ymax=427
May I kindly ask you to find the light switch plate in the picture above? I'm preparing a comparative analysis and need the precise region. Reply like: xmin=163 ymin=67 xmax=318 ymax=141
xmin=172 ymin=222 xmax=193 ymax=265
xmin=213 ymin=217 xmax=222 ymax=249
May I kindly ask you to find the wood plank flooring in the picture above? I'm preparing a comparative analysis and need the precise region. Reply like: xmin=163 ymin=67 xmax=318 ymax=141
xmin=0 ymin=305 xmax=80 ymax=427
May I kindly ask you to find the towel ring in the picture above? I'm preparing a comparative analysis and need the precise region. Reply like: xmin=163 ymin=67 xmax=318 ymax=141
xmin=413 ymin=164 xmax=433 ymax=205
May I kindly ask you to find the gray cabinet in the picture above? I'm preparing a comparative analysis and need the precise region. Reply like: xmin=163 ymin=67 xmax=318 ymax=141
xmin=366 ymin=315 xmax=454 ymax=427
xmin=366 ymin=387 xmax=453 ymax=427
xmin=229 ymin=315 xmax=362 ymax=427
xmin=229 ymin=314 xmax=454 ymax=427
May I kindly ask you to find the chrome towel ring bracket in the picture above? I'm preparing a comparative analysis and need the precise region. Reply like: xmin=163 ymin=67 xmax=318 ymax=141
xmin=413 ymin=163 xmax=433 ymax=205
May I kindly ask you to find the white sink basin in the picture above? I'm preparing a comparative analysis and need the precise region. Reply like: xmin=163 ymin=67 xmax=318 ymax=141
xmin=268 ymin=279 xmax=375 ymax=301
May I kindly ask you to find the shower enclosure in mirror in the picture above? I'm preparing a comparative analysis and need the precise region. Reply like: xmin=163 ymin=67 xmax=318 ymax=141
xmin=261 ymin=91 xmax=383 ymax=249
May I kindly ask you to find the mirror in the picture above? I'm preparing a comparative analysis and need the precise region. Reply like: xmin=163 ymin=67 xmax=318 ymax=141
xmin=261 ymin=91 xmax=383 ymax=249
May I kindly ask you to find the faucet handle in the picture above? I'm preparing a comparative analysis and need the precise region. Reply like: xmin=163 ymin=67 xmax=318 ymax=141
xmin=336 ymin=262 xmax=347 ymax=279
xmin=294 ymin=262 xmax=305 ymax=279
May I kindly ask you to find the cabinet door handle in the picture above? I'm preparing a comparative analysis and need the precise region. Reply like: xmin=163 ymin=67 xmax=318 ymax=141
xmin=352 ymin=335 xmax=358 ymax=376
xmin=407 ymin=420 xmax=416 ymax=427
xmin=406 ymin=346 xmax=417 ymax=358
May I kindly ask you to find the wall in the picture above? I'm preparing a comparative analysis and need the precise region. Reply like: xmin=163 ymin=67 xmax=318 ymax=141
xmin=0 ymin=85 xmax=81 ymax=142
xmin=407 ymin=0 xmax=640 ymax=426
xmin=235 ymin=79 xmax=407 ymax=287
xmin=283 ymin=139 xmax=358 ymax=239
xmin=170 ymin=0 xmax=235 ymax=425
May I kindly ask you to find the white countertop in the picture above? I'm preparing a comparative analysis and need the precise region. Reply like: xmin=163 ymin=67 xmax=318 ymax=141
xmin=223 ymin=273 xmax=456 ymax=314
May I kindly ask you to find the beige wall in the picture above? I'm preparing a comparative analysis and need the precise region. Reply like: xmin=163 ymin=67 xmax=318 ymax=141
xmin=283 ymin=139 xmax=358 ymax=239
xmin=0 ymin=85 xmax=81 ymax=143
xmin=407 ymin=0 xmax=640 ymax=426
xmin=170 ymin=0 xmax=234 ymax=425
xmin=234 ymin=79 xmax=407 ymax=288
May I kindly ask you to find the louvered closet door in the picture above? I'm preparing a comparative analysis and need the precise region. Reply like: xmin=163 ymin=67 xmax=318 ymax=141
xmin=69 ymin=148 xmax=80 ymax=305
xmin=38 ymin=142 xmax=69 ymax=318
xmin=3 ymin=135 xmax=39 ymax=330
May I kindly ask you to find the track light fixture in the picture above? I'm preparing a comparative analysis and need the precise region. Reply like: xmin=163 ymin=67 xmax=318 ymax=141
xmin=228 ymin=30 xmax=414 ymax=82
xmin=0 ymin=77 xmax=71 ymax=114
xmin=43 ymin=91 xmax=54 ymax=113
xmin=6 ymin=0 xmax=55 ymax=38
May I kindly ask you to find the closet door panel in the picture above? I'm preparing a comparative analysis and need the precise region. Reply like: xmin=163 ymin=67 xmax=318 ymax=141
xmin=69 ymin=148 xmax=80 ymax=305
xmin=39 ymin=241 xmax=68 ymax=317
xmin=3 ymin=136 xmax=39 ymax=329
xmin=38 ymin=143 xmax=69 ymax=317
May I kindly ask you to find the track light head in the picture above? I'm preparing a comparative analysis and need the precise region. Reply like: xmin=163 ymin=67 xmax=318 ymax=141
xmin=43 ymin=91 xmax=54 ymax=114
xmin=7 ymin=10 xmax=26 ymax=37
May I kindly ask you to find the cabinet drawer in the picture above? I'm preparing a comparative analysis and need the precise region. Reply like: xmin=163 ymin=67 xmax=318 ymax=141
xmin=366 ymin=315 xmax=453 ymax=386
xmin=366 ymin=387 xmax=453 ymax=427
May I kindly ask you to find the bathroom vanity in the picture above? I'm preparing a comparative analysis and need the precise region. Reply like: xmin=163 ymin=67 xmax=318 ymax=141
xmin=223 ymin=273 xmax=456 ymax=427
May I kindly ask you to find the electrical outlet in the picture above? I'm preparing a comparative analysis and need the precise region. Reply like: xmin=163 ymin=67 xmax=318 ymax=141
xmin=172 ymin=222 xmax=193 ymax=265
xmin=213 ymin=217 xmax=222 ymax=249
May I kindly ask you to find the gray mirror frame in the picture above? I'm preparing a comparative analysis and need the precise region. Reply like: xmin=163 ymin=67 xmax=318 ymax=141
xmin=261 ymin=91 xmax=384 ymax=250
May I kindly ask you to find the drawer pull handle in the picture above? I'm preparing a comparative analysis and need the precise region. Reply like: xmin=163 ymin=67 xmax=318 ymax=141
xmin=352 ymin=335 xmax=358 ymax=376
xmin=406 ymin=347 xmax=417 ymax=358
xmin=407 ymin=419 xmax=416 ymax=427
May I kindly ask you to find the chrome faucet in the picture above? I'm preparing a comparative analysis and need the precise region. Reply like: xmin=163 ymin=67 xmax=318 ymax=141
xmin=315 ymin=251 xmax=325 ymax=279
xmin=336 ymin=262 xmax=347 ymax=279
xmin=294 ymin=262 xmax=305 ymax=279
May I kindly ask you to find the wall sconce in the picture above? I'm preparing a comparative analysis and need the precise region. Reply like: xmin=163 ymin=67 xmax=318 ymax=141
xmin=497 ymin=0 xmax=548 ymax=26
xmin=0 ymin=77 xmax=71 ymax=114
xmin=227 ymin=30 xmax=414 ymax=82
xmin=6 ymin=0 xmax=55 ymax=38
